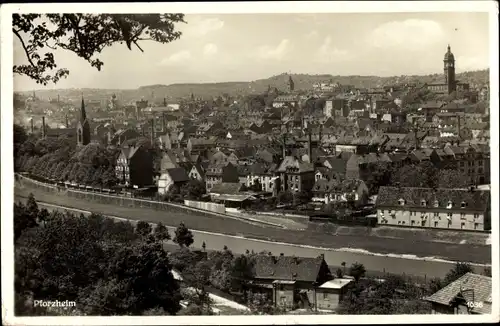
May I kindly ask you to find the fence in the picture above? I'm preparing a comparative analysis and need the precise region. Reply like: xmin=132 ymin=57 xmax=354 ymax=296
xmin=16 ymin=174 xmax=233 ymax=219
xmin=184 ymin=200 xmax=226 ymax=214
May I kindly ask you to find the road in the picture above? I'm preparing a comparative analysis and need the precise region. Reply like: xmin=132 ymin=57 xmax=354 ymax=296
xmin=14 ymin=184 xmax=491 ymax=266
xmin=16 ymin=197 xmax=490 ymax=280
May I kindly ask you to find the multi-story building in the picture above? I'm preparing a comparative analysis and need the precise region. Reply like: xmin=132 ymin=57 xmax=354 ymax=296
xmin=246 ymin=163 xmax=278 ymax=192
xmin=115 ymin=140 xmax=154 ymax=188
xmin=205 ymin=161 xmax=239 ymax=192
xmin=376 ymin=186 xmax=491 ymax=231
xmin=276 ymin=156 xmax=315 ymax=193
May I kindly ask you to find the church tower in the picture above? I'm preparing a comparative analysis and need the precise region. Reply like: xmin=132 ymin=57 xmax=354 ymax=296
xmin=443 ymin=44 xmax=456 ymax=94
xmin=76 ymin=96 xmax=91 ymax=146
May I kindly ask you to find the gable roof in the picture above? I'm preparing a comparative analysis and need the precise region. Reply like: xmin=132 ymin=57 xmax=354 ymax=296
xmin=376 ymin=187 xmax=490 ymax=211
xmin=210 ymin=182 xmax=242 ymax=195
xmin=424 ymin=273 xmax=491 ymax=314
xmin=252 ymin=254 xmax=327 ymax=283
xmin=165 ymin=167 xmax=190 ymax=183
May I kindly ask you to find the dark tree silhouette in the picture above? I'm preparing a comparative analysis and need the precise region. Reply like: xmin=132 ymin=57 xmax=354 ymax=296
xmin=173 ymin=222 xmax=194 ymax=248
xmin=13 ymin=14 xmax=186 ymax=85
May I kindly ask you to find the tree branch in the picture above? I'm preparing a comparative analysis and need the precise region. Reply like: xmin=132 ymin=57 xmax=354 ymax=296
xmin=13 ymin=29 xmax=36 ymax=68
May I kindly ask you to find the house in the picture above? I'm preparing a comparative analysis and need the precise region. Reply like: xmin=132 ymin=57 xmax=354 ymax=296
xmin=188 ymin=163 xmax=205 ymax=182
xmin=115 ymin=139 xmax=154 ymax=188
xmin=248 ymin=254 xmax=343 ymax=311
xmin=312 ymin=179 xmax=369 ymax=205
xmin=246 ymin=163 xmax=279 ymax=192
xmin=187 ymin=137 xmax=218 ymax=155
xmin=424 ymin=273 xmax=492 ymax=314
xmin=345 ymin=153 xmax=392 ymax=181
xmin=205 ymin=162 xmax=239 ymax=192
xmin=276 ymin=156 xmax=315 ymax=193
xmin=157 ymin=167 xmax=190 ymax=195
xmin=158 ymin=132 xmax=180 ymax=150
xmin=376 ymin=186 xmax=491 ymax=231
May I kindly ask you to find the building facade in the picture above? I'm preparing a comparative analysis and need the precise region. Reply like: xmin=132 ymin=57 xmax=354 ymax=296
xmin=376 ymin=186 xmax=491 ymax=231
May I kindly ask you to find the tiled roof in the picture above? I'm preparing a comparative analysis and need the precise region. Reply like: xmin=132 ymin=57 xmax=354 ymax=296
xmin=323 ymin=157 xmax=348 ymax=174
xmin=210 ymin=182 xmax=242 ymax=195
xmin=276 ymin=156 xmax=314 ymax=173
xmin=424 ymin=273 xmax=491 ymax=314
xmin=252 ymin=254 xmax=327 ymax=283
xmin=313 ymin=178 xmax=362 ymax=193
xmin=376 ymin=187 xmax=490 ymax=211
xmin=165 ymin=167 xmax=190 ymax=183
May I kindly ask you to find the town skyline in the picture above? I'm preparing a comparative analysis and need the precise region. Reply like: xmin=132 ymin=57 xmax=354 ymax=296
xmin=13 ymin=12 xmax=490 ymax=92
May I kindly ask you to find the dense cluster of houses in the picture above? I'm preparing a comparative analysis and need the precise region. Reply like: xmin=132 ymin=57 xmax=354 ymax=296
xmin=28 ymin=45 xmax=491 ymax=232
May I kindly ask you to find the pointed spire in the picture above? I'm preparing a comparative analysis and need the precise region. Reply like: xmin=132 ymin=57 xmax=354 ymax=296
xmin=447 ymin=44 xmax=451 ymax=52
xmin=80 ymin=95 xmax=87 ymax=122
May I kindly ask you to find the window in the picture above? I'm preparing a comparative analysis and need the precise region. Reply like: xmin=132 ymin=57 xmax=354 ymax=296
xmin=402 ymin=221 xmax=406 ymax=225
xmin=434 ymin=221 xmax=438 ymax=227
xmin=411 ymin=220 xmax=415 ymax=225
xmin=447 ymin=201 xmax=453 ymax=209
xmin=461 ymin=222 xmax=465 ymax=229
xmin=434 ymin=200 xmax=439 ymax=207
xmin=474 ymin=214 xmax=479 ymax=219
xmin=460 ymin=213 xmax=466 ymax=220
xmin=434 ymin=212 xmax=439 ymax=217
xmin=421 ymin=200 xmax=427 ymax=207
xmin=461 ymin=201 xmax=467 ymax=208
xmin=421 ymin=220 xmax=426 ymax=226
xmin=323 ymin=293 xmax=328 ymax=299
xmin=398 ymin=198 xmax=405 ymax=206
xmin=474 ymin=223 xmax=479 ymax=230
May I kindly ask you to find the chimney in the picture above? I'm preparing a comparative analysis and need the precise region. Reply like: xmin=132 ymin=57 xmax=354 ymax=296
xmin=163 ymin=97 xmax=167 ymax=107
xmin=282 ymin=133 xmax=287 ymax=159
xmin=150 ymin=118 xmax=155 ymax=145
xmin=30 ymin=117 xmax=34 ymax=134
xmin=162 ymin=112 xmax=166 ymax=132
xmin=41 ymin=116 xmax=46 ymax=138
xmin=308 ymin=130 xmax=313 ymax=163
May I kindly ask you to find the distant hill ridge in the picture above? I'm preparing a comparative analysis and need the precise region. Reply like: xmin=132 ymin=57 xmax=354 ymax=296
xmin=18 ymin=69 xmax=489 ymax=102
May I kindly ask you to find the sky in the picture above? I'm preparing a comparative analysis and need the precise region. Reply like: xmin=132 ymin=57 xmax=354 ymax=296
xmin=13 ymin=12 xmax=491 ymax=91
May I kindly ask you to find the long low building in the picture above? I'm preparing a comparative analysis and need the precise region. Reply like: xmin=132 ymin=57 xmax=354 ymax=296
xmin=376 ymin=186 xmax=491 ymax=231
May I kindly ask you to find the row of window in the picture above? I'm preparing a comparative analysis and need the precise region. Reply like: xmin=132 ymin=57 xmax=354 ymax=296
xmin=398 ymin=199 xmax=469 ymax=208
xmin=382 ymin=210 xmax=480 ymax=219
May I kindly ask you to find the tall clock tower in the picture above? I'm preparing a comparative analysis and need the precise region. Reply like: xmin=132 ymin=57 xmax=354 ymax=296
xmin=443 ymin=44 xmax=456 ymax=94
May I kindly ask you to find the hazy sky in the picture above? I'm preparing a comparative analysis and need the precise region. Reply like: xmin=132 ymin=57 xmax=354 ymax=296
xmin=13 ymin=12 xmax=490 ymax=91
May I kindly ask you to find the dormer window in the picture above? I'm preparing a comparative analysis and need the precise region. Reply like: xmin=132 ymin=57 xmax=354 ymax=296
xmin=398 ymin=198 xmax=405 ymax=206
xmin=421 ymin=199 xmax=427 ymax=207
xmin=461 ymin=201 xmax=467 ymax=208
xmin=447 ymin=201 xmax=453 ymax=209
xmin=434 ymin=200 xmax=439 ymax=208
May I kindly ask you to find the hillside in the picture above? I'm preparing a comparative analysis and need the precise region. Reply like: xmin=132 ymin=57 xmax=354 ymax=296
xmin=16 ymin=69 xmax=489 ymax=103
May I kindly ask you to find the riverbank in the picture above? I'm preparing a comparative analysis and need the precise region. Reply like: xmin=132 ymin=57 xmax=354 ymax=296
xmin=14 ymin=182 xmax=491 ymax=267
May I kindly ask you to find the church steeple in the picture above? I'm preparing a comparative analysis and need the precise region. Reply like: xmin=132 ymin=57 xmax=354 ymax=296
xmin=77 ymin=96 xmax=91 ymax=146
xmin=80 ymin=96 xmax=87 ymax=122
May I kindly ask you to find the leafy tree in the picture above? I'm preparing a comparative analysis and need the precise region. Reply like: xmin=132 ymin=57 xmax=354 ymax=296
xmin=81 ymin=241 xmax=182 ymax=315
xmin=173 ymin=222 xmax=194 ymax=248
xmin=336 ymin=268 xmax=344 ymax=278
xmin=437 ymin=169 xmax=470 ymax=188
xmin=349 ymin=262 xmax=366 ymax=282
xmin=180 ymin=179 xmax=206 ymax=200
xmin=341 ymin=261 xmax=347 ymax=274
xmin=427 ymin=277 xmax=444 ymax=294
xmin=13 ymin=14 xmax=186 ymax=85
xmin=277 ymin=191 xmax=293 ymax=205
xmin=37 ymin=208 xmax=50 ymax=226
xmin=183 ymin=260 xmax=213 ymax=311
xmin=248 ymin=180 xmax=263 ymax=192
xmin=168 ymin=248 xmax=200 ymax=273
xmin=14 ymin=202 xmax=38 ymax=241
xmin=443 ymin=262 xmax=474 ymax=286
xmin=136 ymin=221 xmax=152 ymax=237
xmin=153 ymin=222 xmax=170 ymax=242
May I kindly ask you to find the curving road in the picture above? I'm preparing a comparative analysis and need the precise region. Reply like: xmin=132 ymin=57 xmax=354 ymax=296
xmin=15 ymin=191 xmax=491 ymax=280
